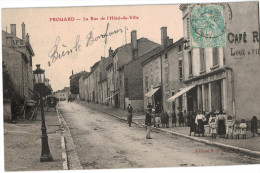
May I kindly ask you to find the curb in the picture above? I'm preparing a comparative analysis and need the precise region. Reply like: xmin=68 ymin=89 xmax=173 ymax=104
xmin=61 ymin=136 xmax=68 ymax=170
xmin=78 ymin=101 xmax=260 ymax=158
xmin=56 ymin=105 xmax=83 ymax=170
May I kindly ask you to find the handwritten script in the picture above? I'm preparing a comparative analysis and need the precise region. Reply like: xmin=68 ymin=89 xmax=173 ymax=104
xmin=47 ymin=23 xmax=127 ymax=66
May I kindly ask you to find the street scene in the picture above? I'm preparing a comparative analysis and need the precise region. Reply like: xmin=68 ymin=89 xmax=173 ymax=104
xmin=2 ymin=1 xmax=260 ymax=172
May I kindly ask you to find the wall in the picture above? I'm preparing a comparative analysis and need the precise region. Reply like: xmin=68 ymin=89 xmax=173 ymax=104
xmin=224 ymin=2 xmax=260 ymax=121
xmin=143 ymin=56 xmax=162 ymax=110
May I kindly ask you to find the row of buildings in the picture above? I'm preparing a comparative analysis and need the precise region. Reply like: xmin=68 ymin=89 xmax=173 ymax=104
xmin=74 ymin=2 xmax=259 ymax=121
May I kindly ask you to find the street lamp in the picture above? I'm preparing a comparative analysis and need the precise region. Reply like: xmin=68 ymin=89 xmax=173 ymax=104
xmin=33 ymin=64 xmax=53 ymax=162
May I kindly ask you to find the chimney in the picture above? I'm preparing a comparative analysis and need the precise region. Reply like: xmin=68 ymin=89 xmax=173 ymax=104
xmin=161 ymin=27 xmax=167 ymax=49
xmin=101 ymin=56 xmax=105 ymax=61
xmin=10 ymin=24 xmax=16 ymax=37
xmin=108 ymin=47 xmax=113 ymax=57
xmin=131 ymin=30 xmax=138 ymax=59
xmin=26 ymin=33 xmax=30 ymax=43
xmin=72 ymin=70 xmax=74 ymax=76
xmin=6 ymin=37 xmax=13 ymax=48
xmin=168 ymin=38 xmax=173 ymax=46
xmin=21 ymin=22 xmax=26 ymax=40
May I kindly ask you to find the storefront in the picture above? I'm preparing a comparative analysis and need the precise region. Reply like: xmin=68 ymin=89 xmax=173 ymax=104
xmin=168 ymin=67 xmax=233 ymax=115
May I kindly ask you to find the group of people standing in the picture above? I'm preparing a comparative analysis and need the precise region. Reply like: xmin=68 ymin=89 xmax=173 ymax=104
xmin=129 ymin=103 xmax=258 ymax=140
xmin=187 ymin=110 xmax=259 ymax=139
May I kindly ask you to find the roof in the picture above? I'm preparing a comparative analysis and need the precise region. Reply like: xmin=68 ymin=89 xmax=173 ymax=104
xmin=142 ymin=37 xmax=184 ymax=66
xmin=2 ymin=30 xmax=35 ymax=56
xmin=113 ymin=37 xmax=160 ymax=70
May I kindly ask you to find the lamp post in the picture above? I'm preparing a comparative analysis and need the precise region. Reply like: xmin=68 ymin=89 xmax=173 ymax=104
xmin=33 ymin=64 xmax=53 ymax=162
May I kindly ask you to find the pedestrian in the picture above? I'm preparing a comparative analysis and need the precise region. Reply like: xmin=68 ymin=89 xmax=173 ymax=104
xmin=251 ymin=116 xmax=258 ymax=137
xmin=183 ymin=110 xmax=188 ymax=126
xmin=165 ymin=111 xmax=170 ymax=128
xmin=161 ymin=111 xmax=166 ymax=128
xmin=178 ymin=108 xmax=184 ymax=127
xmin=127 ymin=104 xmax=133 ymax=127
xmin=209 ymin=114 xmax=218 ymax=139
xmin=189 ymin=112 xmax=196 ymax=136
xmin=171 ymin=111 xmax=177 ymax=127
xmin=225 ymin=115 xmax=234 ymax=139
xmin=195 ymin=110 xmax=206 ymax=137
xmin=233 ymin=120 xmax=240 ymax=139
xmin=217 ymin=110 xmax=226 ymax=138
xmin=145 ymin=109 xmax=152 ymax=139
xmin=240 ymin=119 xmax=247 ymax=139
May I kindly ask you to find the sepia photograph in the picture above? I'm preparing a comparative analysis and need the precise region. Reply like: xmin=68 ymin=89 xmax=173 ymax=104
xmin=1 ymin=0 xmax=260 ymax=172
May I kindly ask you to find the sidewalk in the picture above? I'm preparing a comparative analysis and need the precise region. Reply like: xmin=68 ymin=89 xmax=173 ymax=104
xmin=4 ymin=109 xmax=63 ymax=171
xmin=77 ymin=100 xmax=260 ymax=155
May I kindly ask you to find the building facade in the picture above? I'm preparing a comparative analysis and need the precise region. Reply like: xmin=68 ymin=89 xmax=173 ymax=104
xmin=179 ymin=2 xmax=260 ymax=121
xmin=142 ymin=27 xmax=185 ymax=113
xmin=113 ymin=30 xmax=160 ymax=110
xmin=2 ymin=23 xmax=35 ymax=101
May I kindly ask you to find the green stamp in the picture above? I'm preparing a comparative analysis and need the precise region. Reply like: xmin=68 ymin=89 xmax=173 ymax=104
xmin=190 ymin=4 xmax=225 ymax=48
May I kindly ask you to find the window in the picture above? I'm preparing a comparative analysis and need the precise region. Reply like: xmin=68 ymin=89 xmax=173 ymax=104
xmin=145 ymin=69 xmax=148 ymax=89
xmin=165 ymin=53 xmax=168 ymax=61
xmin=187 ymin=18 xmax=190 ymax=39
xmin=213 ymin=47 xmax=219 ymax=66
xmin=200 ymin=48 xmax=206 ymax=72
xmin=150 ymin=67 xmax=153 ymax=85
xmin=178 ymin=45 xmax=182 ymax=52
xmin=179 ymin=60 xmax=183 ymax=81
xmin=188 ymin=51 xmax=193 ymax=76
xmin=125 ymin=78 xmax=128 ymax=97
xmin=164 ymin=64 xmax=169 ymax=83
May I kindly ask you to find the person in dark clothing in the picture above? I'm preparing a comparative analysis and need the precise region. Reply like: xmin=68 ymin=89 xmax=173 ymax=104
xmin=189 ymin=112 xmax=196 ymax=136
xmin=217 ymin=110 xmax=226 ymax=138
xmin=145 ymin=110 xmax=152 ymax=139
xmin=165 ymin=111 xmax=170 ymax=128
xmin=172 ymin=111 xmax=177 ymax=127
xmin=178 ymin=110 xmax=184 ymax=127
xmin=251 ymin=116 xmax=258 ymax=137
xmin=127 ymin=104 xmax=133 ymax=127
xmin=195 ymin=110 xmax=206 ymax=137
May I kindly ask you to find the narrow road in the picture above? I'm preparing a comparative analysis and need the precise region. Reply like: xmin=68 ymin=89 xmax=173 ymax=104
xmin=59 ymin=101 xmax=259 ymax=169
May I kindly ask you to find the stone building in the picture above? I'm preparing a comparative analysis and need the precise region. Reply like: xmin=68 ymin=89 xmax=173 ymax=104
xmin=2 ymin=23 xmax=35 ymax=101
xmin=2 ymin=23 xmax=35 ymax=120
xmin=142 ymin=27 xmax=185 ymax=113
xmin=179 ymin=2 xmax=260 ymax=121
xmin=113 ymin=30 xmax=160 ymax=109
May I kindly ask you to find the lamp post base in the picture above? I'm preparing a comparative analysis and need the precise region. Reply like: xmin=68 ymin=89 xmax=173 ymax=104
xmin=40 ymin=154 xmax=53 ymax=162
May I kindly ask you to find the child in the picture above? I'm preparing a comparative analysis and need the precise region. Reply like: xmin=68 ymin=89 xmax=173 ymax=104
xmin=251 ymin=116 xmax=258 ymax=137
xmin=226 ymin=116 xmax=234 ymax=139
xmin=240 ymin=119 xmax=247 ymax=139
xmin=155 ymin=114 xmax=161 ymax=128
xmin=233 ymin=120 xmax=240 ymax=139
xmin=209 ymin=115 xmax=218 ymax=139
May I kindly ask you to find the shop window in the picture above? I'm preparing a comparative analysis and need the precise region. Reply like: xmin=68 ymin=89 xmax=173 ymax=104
xmin=200 ymin=48 xmax=206 ymax=72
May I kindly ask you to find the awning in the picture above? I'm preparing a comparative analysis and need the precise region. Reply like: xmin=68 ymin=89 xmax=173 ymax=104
xmin=167 ymin=85 xmax=196 ymax=102
xmin=145 ymin=87 xmax=160 ymax=97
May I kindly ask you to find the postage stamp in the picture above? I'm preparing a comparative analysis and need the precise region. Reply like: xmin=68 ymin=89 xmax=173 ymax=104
xmin=190 ymin=4 xmax=226 ymax=48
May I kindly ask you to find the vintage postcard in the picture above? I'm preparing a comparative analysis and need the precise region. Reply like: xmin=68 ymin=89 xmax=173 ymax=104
xmin=1 ymin=0 xmax=260 ymax=172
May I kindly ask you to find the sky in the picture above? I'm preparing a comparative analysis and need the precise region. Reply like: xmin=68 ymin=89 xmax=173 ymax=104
xmin=2 ymin=4 xmax=183 ymax=91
